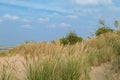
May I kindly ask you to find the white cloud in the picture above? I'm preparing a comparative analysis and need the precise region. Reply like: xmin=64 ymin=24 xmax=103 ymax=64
xmin=38 ymin=18 xmax=49 ymax=23
xmin=66 ymin=15 xmax=78 ymax=19
xmin=3 ymin=14 xmax=19 ymax=20
xmin=59 ymin=22 xmax=71 ymax=27
xmin=49 ymin=22 xmax=71 ymax=28
xmin=22 ymin=18 xmax=30 ymax=23
xmin=47 ymin=12 xmax=61 ymax=17
xmin=21 ymin=24 xmax=33 ymax=30
xmin=74 ymin=0 xmax=112 ymax=5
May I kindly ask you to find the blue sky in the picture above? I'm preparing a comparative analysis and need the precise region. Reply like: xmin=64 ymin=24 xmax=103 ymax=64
xmin=0 ymin=0 xmax=120 ymax=46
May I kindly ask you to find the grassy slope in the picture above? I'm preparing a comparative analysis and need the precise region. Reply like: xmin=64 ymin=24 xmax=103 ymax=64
xmin=0 ymin=32 xmax=120 ymax=80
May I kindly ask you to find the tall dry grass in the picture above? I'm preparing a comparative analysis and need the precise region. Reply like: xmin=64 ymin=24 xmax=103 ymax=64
xmin=0 ymin=32 xmax=120 ymax=80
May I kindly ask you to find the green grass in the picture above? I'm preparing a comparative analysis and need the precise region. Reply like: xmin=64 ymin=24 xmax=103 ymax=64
xmin=0 ymin=66 xmax=12 ymax=80
xmin=25 ymin=55 xmax=90 ymax=80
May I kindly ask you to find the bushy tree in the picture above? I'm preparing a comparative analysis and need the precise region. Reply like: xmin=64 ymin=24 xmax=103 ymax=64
xmin=95 ymin=20 xmax=114 ymax=36
xmin=114 ymin=20 xmax=120 ymax=35
xmin=114 ymin=20 xmax=120 ymax=30
xmin=99 ymin=20 xmax=106 ymax=27
xmin=60 ymin=32 xmax=83 ymax=45
xmin=95 ymin=27 xmax=113 ymax=36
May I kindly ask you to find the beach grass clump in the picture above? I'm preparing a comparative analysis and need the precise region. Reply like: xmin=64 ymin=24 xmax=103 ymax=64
xmin=25 ymin=53 xmax=90 ymax=80
xmin=1 ymin=32 xmax=120 ymax=80
xmin=0 ymin=65 xmax=13 ymax=80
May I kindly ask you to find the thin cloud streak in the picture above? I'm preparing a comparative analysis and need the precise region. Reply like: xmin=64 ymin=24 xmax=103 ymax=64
xmin=38 ymin=18 xmax=49 ymax=23
xmin=0 ymin=0 xmax=73 ymax=14
xmin=74 ymin=0 xmax=112 ymax=5
xmin=21 ymin=24 xmax=33 ymax=30
xmin=66 ymin=15 xmax=78 ymax=19
xmin=3 ymin=14 xmax=19 ymax=20
xmin=48 ymin=22 xmax=71 ymax=28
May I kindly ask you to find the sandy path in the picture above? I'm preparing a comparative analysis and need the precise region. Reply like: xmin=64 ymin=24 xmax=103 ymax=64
xmin=90 ymin=62 xmax=120 ymax=80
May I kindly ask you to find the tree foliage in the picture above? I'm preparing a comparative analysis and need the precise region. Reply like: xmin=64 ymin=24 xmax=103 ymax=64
xmin=60 ymin=32 xmax=83 ymax=45
xmin=95 ymin=27 xmax=113 ymax=36
xmin=95 ymin=20 xmax=114 ymax=36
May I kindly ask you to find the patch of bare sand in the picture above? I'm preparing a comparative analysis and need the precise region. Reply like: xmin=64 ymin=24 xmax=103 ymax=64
xmin=90 ymin=62 xmax=120 ymax=80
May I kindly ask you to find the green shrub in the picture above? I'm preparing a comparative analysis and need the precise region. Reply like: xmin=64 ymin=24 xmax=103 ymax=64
xmin=60 ymin=32 xmax=83 ymax=45
xmin=60 ymin=38 xmax=68 ymax=45
xmin=95 ymin=27 xmax=114 ymax=36
xmin=114 ymin=20 xmax=120 ymax=30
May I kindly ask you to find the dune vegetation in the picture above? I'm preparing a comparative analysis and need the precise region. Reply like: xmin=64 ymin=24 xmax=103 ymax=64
xmin=0 ymin=21 xmax=120 ymax=80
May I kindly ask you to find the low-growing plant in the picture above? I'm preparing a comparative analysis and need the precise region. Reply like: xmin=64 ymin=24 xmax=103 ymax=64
xmin=0 ymin=51 xmax=8 ymax=57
